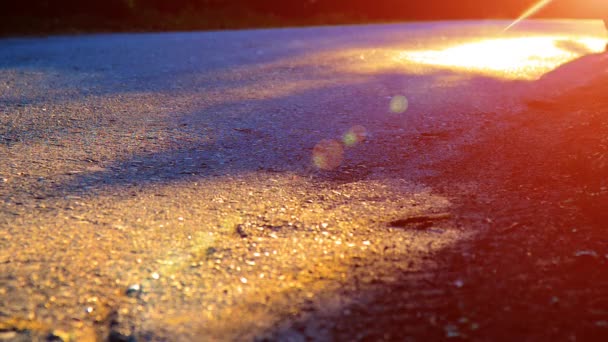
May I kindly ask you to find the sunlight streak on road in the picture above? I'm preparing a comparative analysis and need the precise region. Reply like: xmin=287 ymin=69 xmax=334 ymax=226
xmin=397 ymin=35 xmax=606 ymax=80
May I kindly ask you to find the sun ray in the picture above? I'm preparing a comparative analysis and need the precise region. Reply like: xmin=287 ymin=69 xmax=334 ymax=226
xmin=504 ymin=0 xmax=554 ymax=32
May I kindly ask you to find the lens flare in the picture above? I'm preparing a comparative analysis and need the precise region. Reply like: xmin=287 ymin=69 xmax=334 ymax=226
xmin=342 ymin=125 xmax=367 ymax=147
xmin=312 ymin=139 xmax=344 ymax=170
xmin=389 ymin=95 xmax=409 ymax=114
xmin=504 ymin=0 xmax=553 ymax=32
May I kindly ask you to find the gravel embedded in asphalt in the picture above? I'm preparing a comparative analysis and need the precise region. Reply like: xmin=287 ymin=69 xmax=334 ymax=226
xmin=1 ymin=20 xmax=607 ymax=340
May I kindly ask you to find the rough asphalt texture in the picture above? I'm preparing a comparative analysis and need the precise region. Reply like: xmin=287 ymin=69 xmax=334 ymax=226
xmin=1 ymin=20 xmax=608 ymax=341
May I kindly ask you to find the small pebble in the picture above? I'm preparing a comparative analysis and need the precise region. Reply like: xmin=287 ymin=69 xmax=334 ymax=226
xmin=151 ymin=272 xmax=160 ymax=280
xmin=574 ymin=250 xmax=597 ymax=257
xmin=48 ymin=330 xmax=71 ymax=342
xmin=236 ymin=224 xmax=248 ymax=238
xmin=444 ymin=324 xmax=460 ymax=338
xmin=126 ymin=284 xmax=142 ymax=297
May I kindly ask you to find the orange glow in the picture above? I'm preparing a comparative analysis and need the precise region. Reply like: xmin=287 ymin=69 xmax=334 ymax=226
xmin=397 ymin=35 xmax=606 ymax=80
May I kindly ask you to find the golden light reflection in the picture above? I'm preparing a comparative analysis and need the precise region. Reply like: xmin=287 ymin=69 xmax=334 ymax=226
xmin=398 ymin=36 xmax=606 ymax=80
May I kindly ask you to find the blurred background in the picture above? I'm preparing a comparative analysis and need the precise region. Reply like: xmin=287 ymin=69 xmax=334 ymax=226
xmin=0 ymin=0 xmax=605 ymax=35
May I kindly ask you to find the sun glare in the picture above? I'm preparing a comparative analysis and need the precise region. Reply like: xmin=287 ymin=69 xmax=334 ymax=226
xmin=398 ymin=36 xmax=606 ymax=80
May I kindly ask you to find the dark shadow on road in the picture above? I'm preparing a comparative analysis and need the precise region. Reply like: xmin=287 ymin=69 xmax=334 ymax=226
xmin=38 ymin=50 xmax=608 ymax=199
xmin=256 ymin=54 xmax=608 ymax=341
xmin=34 ymin=69 xmax=526 ymax=200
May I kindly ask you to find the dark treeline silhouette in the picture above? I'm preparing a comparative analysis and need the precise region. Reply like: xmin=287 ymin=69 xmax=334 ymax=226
xmin=0 ymin=0 xmax=603 ymax=35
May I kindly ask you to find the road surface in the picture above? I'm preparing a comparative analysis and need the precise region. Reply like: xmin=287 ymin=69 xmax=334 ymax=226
xmin=1 ymin=20 xmax=608 ymax=341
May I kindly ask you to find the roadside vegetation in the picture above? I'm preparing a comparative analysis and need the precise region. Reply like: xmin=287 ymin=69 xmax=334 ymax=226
xmin=0 ymin=0 xmax=598 ymax=36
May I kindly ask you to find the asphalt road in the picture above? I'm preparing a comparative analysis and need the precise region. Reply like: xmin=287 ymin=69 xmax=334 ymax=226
xmin=1 ymin=20 xmax=607 ymax=341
